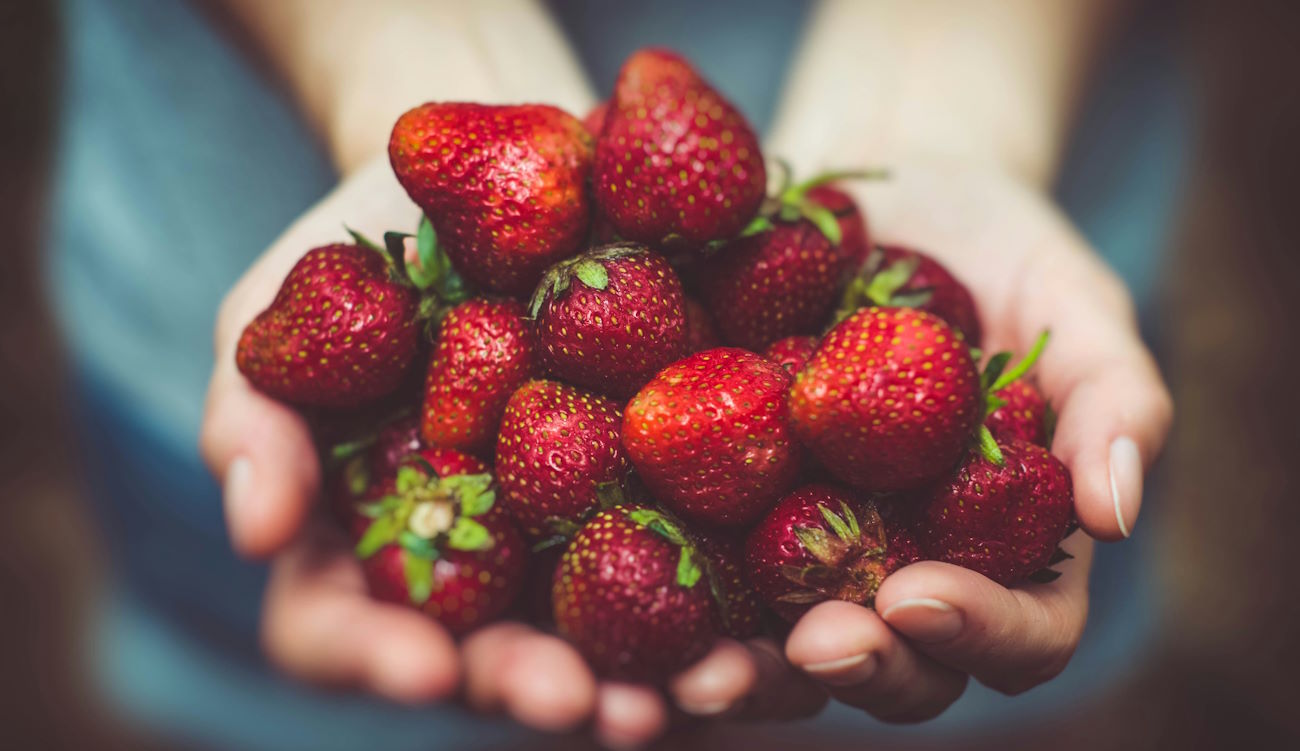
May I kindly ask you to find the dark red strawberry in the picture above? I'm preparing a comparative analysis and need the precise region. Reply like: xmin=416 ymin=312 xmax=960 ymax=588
xmin=763 ymin=336 xmax=818 ymax=375
xmin=693 ymin=533 xmax=763 ymax=639
xmin=623 ymin=348 xmax=800 ymax=527
xmin=805 ymin=184 xmax=870 ymax=266
xmin=236 ymin=243 xmax=420 ymax=408
xmin=422 ymin=298 xmax=537 ymax=456
xmin=328 ymin=414 xmax=427 ymax=537
xmin=910 ymin=438 xmax=1074 ymax=586
xmin=745 ymin=485 xmax=912 ymax=622
xmin=987 ymin=380 xmax=1051 ymax=446
xmin=530 ymin=244 xmax=686 ymax=398
xmin=582 ymin=101 xmax=609 ymax=136
xmin=389 ymin=103 xmax=594 ymax=296
xmin=788 ymin=308 xmax=982 ymax=493
xmin=593 ymin=48 xmax=766 ymax=252
xmin=682 ymin=297 xmax=722 ymax=354
xmin=839 ymin=245 xmax=983 ymax=346
xmin=495 ymin=380 xmax=629 ymax=540
xmin=354 ymin=449 xmax=524 ymax=635
xmin=553 ymin=506 xmax=720 ymax=681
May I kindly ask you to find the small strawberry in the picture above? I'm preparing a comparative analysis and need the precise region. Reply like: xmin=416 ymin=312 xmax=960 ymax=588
xmin=594 ymin=48 xmax=766 ymax=252
xmin=530 ymin=244 xmax=686 ymax=398
xmin=805 ymin=184 xmax=871 ymax=266
xmin=838 ymin=245 xmax=983 ymax=346
xmin=389 ymin=102 xmax=594 ymax=296
xmin=623 ymin=348 xmax=801 ymax=527
xmin=909 ymin=438 xmax=1074 ymax=586
xmin=763 ymin=336 xmax=818 ymax=375
xmin=236 ymin=243 xmax=421 ymax=408
xmin=553 ymin=506 xmax=726 ymax=681
xmin=682 ymin=297 xmax=722 ymax=353
xmin=354 ymin=449 xmax=524 ymax=635
xmin=788 ymin=308 xmax=982 ymax=493
xmin=745 ymin=485 xmax=913 ymax=622
xmin=986 ymin=379 xmax=1051 ymax=447
xmin=421 ymin=297 xmax=537 ymax=456
xmin=495 ymin=380 xmax=629 ymax=540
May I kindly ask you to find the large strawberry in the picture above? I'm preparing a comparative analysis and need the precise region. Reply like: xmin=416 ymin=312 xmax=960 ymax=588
xmin=354 ymin=449 xmax=525 ymax=635
xmin=838 ymin=245 xmax=983 ymax=346
xmin=909 ymin=438 xmax=1074 ymax=586
xmin=788 ymin=308 xmax=982 ymax=493
xmin=530 ymin=244 xmax=686 ymax=398
xmin=986 ymin=380 xmax=1052 ymax=447
xmin=236 ymin=243 xmax=421 ymax=408
xmin=389 ymin=102 xmax=594 ymax=296
xmin=495 ymin=380 xmax=629 ymax=540
xmin=593 ymin=48 xmax=766 ymax=252
xmin=763 ymin=336 xmax=818 ymax=375
xmin=623 ymin=348 xmax=800 ymax=527
xmin=745 ymin=485 xmax=919 ymax=622
xmin=421 ymin=297 xmax=537 ymax=456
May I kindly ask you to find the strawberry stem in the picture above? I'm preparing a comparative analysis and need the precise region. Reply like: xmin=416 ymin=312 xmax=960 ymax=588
xmin=990 ymin=331 xmax=1050 ymax=394
xmin=976 ymin=424 xmax=1006 ymax=466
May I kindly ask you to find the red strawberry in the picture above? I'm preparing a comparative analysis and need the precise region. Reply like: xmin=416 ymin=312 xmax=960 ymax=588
xmin=236 ymin=243 xmax=421 ymax=408
xmin=839 ymin=245 xmax=983 ymax=346
xmin=421 ymin=298 xmax=537 ymax=455
xmin=745 ymin=485 xmax=912 ymax=622
xmin=354 ymin=449 xmax=524 ymax=635
xmin=682 ymin=297 xmax=721 ymax=354
xmin=910 ymin=438 xmax=1074 ymax=586
xmin=495 ymin=380 xmax=629 ymax=540
xmin=389 ymin=103 xmax=594 ymax=296
xmin=582 ymin=101 xmax=609 ymax=136
xmin=530 ymin=244 xmax=687 ymax=398
xmin=986 ymin=380 xmax=1050 ymax=446
xmin=694 ymin=533 xmax=763 ymax=639
xmin=805 ymin=184 xmax=871 ymax=266
xmin=594 ymin=48 xmax=766 ymax=252
xmin=623 ymin=348 xmax=800 ymax=527
xmin=788 ymin=308 xmax=982 ymax=493
xmin=329 ymin=414 xmax=427 ymax=537
xmin=763 ymin=336 xmax=818 ymax=375
xmin=553 ymin=506 xmax=721 ymax=681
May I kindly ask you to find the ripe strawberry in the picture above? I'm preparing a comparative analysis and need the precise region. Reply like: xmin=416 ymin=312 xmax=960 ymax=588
xmin=421 ymin=298 xmax=537 ymax=456
xmin=805 ymin=184 xmax=871 ymax=266
xmin=693 ymin=533 xmax=763 ymax=639
xmin=788 ymin=308 xmax=982 ymax=493
xmin=623 ymin=348 xmax=801 ymax=526
xmin=530 ymin=244 xmax=686 ymax=398
xmin=354 ymin=449 xmax=524 ymax=635
xmin=986 ymin=380 xmax=1051 ymax=447
xmin=682 ymin=297 xmax=721 ymax=353
xmin=593 ymin=48 xmax=766 ymax=252
xmin=236 ymin=243 xmax=421 ymax=408
xmin=495 ymin=380 xmax=629 ymax=540
xmin=582 ymin=101 xmax=609 ymax=136
xmin=745 ymin=485 xmax=915 ymax=622
xmin=763 ymin=336 xmax=818 ymax=375
xmin=839 ymin=245 xmax=983 ymax=346
xmin=553 ymin=506 xmax=724 ymax=681
xmin=389 ymin=102 xmax=594 ymax=296
xmin=910 ymin=438 xmax=1074 ymax=586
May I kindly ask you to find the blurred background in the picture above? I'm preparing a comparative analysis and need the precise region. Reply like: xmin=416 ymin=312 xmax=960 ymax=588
xmin=2 ymin=0 xmax=1297 ymax=749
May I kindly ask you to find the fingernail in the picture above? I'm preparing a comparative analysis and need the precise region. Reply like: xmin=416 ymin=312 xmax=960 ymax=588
xmin=676 ymin=698 xmax=733 ymax=716
xmin=880 ymin=598 xmax=963 ymax=643
xmin=802 ymin=652 xmax=877 ymax=686
xmin=224 ymin=456 xmax=254 ymax=520
xmin=1109 ymin=436 xmax=1142 ymax=538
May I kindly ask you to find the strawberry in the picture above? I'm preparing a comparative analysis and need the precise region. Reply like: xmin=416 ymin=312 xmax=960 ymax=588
xmin=593 ymin=48 xmax=766 ymax=252
xmin=763 ymin=336 xmax=818 ymax=375
xmin=745 ymin=485 xmax=917 ymax=622
xmin=582 ymin=101 xmax=609 ymax=136
xmin=328 ymin=414 xmax=426 ymax=538
xmin=788 ymin=308 xmax=982 ymax=493
xmin=495 ymin=380 xmax=629 ymax=540
xmin=236 ymin=243 xmax=421 ymax=408
xmin=354 ymin=448 xmax=524 ymax=635
xmin=839 ymin=245 xmax=983 ymax=346
xmin=909 ymin=438 xmax=1074 ymax=586
xmin=530 ymin=244 xmax=687 ymax=398
xmin=389 ymin=102 xmax=594 ymax=296
xmin=805 ymin=184 xmax=871 ymax=266
xmin=682 ymin=297 xmax=722 ymax=353
xmin=986 ymin=380 xmax=1051 ymax=447
xmin=694 ymin=533 xmax=763 ymax=639
xmin=553 ymin=506 xmax=726 ymax=681
xmin=623 ymin=348 xmax=801 ymax=527
xmin=421 ymin=297 xmax=537 ymax=456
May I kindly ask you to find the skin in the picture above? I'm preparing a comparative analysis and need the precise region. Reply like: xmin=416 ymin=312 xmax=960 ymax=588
xmin=203 ymin=0 xmax=1170 ymax=745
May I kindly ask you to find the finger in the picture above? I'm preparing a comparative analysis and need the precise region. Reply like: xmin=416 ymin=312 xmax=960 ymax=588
xmin=785 ymin=601 xmax=968 ymax=723
xmin=731 ymin=638 xmax=829 ymax=722
xmin=594 ymin=683 xmax=670 ymax=750
xmin=486 ymin=632 xmax=597 ymax=733
xmin=261 ymin=520 xmax=460 ymax=702
xmin=667 ymin=639 xmax=758 ymax=718
xmin=876 ymin=533 xmax=1093 ymax=695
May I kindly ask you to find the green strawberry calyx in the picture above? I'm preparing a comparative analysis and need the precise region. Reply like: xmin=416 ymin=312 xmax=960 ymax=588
xmin=354 ymin=459 xmax=497 ymax=606
xmin=834 ymin=247 xmax=935 ymax=326
xmin=738 ymin=163 xmax=889 ymax=246
xmin=346 ymin=218 xmax=471 ymax=333
xmin=974 ymin=330 xmax=1051 ymax=466
xmin=621 ymin=505 xmax=743 ymax=631
xmin=527 ymin=243 xmax=647 ymax=318
xmin=778 ymin=500 xmax=891 ymax=607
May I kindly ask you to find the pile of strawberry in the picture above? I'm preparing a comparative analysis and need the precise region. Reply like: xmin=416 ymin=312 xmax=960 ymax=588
xmin=237 ymin=49 xmax=1074 ymax=683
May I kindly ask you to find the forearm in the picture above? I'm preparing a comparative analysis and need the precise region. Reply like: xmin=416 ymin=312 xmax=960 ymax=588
xmin=767 ymin=0 xmax=1122 ymax=188
xmin=219 ymin=0 xmax=595 ymax=173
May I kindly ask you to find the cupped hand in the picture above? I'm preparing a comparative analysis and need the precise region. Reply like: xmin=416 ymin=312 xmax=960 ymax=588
xmin=198 ymin=155 xmax=825 ymax=748
xmin=779 ymin=161 xmax=1173 ymax=720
